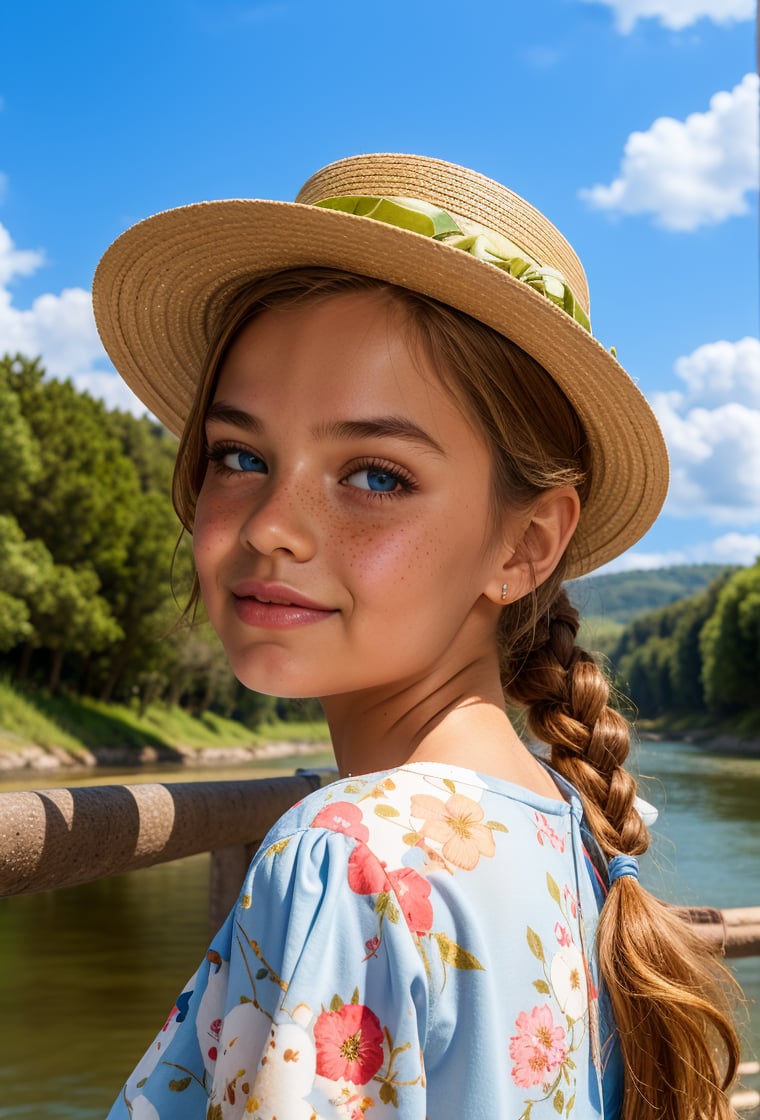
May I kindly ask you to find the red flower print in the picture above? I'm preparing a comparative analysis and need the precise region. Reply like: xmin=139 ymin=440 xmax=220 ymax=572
xmin=347 ymin=844 xmax=389 ymax=895
xmin=312 ymin=801 xmax=370 ymax=843
xmin=314 ymin=1003 xmax=385 ymax=1085
xmin=509 ymin=1004 xmax=567 ymax=1089
xmin=387 ymin=867 xmax=434 ymax=935
xmin=347 ymin=847 xmax=434 ymax=936
xmin=534 ymin=811 xmax=565 ymax=853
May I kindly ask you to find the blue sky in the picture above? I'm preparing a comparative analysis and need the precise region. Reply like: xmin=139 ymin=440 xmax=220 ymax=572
xmin=0 ymin=0 xmax=757 ymax=573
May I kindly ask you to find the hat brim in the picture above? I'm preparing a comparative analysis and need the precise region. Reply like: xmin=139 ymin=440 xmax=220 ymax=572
xmin=92 ymin=198 xmax=668 ymax=579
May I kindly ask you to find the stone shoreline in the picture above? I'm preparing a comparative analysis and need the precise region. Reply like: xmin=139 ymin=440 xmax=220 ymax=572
xmin=3 ymin=727 xmax=760 ymax=774
xmin=637 ymin=728 xmax=760 ymax=757
xmin=0 ymin=736 xmax=331 ymax=773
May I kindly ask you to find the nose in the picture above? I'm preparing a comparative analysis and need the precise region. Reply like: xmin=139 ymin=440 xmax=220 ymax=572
xmin=239 ymin=472 xmax=318 ymax=562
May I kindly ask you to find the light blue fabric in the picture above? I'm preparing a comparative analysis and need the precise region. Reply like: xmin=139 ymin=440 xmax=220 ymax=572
xmin=106 ymin=761 xmax=623 ymax=1119
xmin=607 ymin=854 xmax=640 ymax=883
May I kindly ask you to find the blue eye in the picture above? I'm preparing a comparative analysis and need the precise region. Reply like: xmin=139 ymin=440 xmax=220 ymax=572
xmin=221 ymin=449 xmax=267 ymax=473
xmin=347 ymin=466 xmax=404 ymax=492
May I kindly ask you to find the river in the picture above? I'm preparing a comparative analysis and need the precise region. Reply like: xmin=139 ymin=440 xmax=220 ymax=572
xmin=0 ymin=740 xmax=758 ymax=1117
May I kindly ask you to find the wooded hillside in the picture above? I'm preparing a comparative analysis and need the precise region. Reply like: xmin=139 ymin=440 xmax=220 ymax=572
xmin=0 ymin=354 xmax=317 ymax=727
xmin=2 ymin=355 xmax=756 ymax=731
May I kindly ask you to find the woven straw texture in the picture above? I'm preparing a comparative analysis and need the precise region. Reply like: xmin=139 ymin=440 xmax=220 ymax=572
xmin=92 ymin=152 xmax=668 ymax=577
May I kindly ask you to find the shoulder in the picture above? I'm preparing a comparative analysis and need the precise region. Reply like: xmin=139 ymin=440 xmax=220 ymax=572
xmin=257 ymin=761 xmax=547 ymax=877
xmin=254 ymin=767 xmax=417 ymax=879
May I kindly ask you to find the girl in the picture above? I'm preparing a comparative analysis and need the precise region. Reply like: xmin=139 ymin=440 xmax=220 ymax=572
xmin=93 ymin=153 xmax=740 ymax=1120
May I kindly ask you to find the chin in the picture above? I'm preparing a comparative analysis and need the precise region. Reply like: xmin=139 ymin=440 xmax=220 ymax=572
xmin=226 ymin=653 xmax=320 ymax=700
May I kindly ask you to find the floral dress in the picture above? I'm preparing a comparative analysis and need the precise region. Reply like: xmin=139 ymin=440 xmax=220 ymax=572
xmin=106 ymin=761 xmax=623 ymax=1119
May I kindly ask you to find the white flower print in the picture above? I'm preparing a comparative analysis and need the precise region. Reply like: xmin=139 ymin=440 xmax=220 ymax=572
xmin=550 ymin=944 xmax=588 ymax=1020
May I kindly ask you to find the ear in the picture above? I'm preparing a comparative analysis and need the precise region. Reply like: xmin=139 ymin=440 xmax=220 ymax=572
xmin=484 ymin=486 xmax=581 ymax=605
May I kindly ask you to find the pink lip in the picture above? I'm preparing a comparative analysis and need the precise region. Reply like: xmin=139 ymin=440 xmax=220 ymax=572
xmin=231 ymin=580 xmax=336 ymax=629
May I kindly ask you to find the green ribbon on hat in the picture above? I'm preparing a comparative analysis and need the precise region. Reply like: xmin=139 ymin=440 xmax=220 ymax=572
xmin=314 ymin=194 xmax=591 ymax=334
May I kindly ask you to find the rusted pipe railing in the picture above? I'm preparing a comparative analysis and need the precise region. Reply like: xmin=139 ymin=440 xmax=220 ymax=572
xmin=0 ymin=774 xmax=332 ymax=929
xmin=1 ymin=777 xmax=759 ymax=956
xmin=676 ymin=905 xmax=760 ymax=960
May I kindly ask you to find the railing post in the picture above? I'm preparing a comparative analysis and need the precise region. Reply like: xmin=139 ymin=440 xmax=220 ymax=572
xmin=210 ymin=843 xmax=260 ymax=934
xmin=207 ymin=770 xmax=334 ymax=933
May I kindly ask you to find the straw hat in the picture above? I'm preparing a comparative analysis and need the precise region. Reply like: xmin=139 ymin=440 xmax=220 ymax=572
xmin=93 ymin=152 xmax=668 ymax=577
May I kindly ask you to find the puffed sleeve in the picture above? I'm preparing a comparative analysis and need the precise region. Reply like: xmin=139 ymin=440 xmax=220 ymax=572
xmin=109 ymin=823 xmax=429 ymax=1120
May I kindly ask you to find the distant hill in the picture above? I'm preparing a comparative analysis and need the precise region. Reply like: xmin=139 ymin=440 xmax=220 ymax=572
xmin=566 ymin=564 xmax=738 ymax=626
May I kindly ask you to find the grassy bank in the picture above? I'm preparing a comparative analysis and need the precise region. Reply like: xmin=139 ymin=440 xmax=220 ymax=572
xmin=0 ymin=678 xmax=329 ymax=766
xmin=636 ymin=708 xmax=760 ymax=738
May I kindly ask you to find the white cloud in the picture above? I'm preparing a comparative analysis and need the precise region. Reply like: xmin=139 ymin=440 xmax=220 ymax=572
xmin=0 ymin=222 xmax=44 ymax=286
xmin=577 ymin=0 xmax=754 ymax=32
xmin=651 ymin=338 xmax=760 ymax=525
xmin=673 ymin=337 xmax=760 ymax=408
xmin=580 ymin=74 xmax=759 ymax=230
xmin=0 ymin=218 xmax=148 ymax=417
xmin=601 ymin=532 xmax=760 ymax=573
xmin=71 ymin=370 xmax=148 ymax=414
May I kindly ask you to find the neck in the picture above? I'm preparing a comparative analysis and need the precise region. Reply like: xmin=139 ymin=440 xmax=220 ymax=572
xmin=320 ymin=652 xmax=560 ymax=797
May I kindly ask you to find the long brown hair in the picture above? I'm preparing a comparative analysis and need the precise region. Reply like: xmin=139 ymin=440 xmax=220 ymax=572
xmin=173 ymin=267 xmax=741 ymax=1119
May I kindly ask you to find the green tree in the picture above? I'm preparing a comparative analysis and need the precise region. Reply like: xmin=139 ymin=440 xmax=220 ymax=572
xmin=35 ymin=565 xmax=124 ymax=691
xmin=97 ymin=492 xmax=188 ymax=701
xmin=5 ymin=359 xmax=141 ymax=587
xmin=612 ymin=596 xmax=700 ymax=718
xmin=0 ymin=591 xmax=32 ymax=652
xmin=0 ymin=357 xmax=43 ymax=507
xmin=0 ymin=515 xmax=52 ymax=657
xmin=667 ymin=573 xmax=734 ymax=714
xmin=618 ymin=635 xmax=676 ymax=718
xmin=700 ymin=562 xmax=760 ymax=715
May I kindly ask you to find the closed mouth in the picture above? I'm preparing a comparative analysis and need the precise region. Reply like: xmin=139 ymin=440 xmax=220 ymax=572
xmin=231 ymin=580 xmax=334 ymax=613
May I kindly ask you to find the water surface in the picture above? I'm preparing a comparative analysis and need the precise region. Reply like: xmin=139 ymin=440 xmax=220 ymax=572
xmin=1 ymin=742 xmax=757 ymax=1117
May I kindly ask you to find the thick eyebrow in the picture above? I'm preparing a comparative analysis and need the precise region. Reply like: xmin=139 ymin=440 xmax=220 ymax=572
xmin=313 ymin=417 xmax=446 ymax=457
xmin=205 ymin=403 xmax=446 ymax=458
xmin=204 ymin=402 xmax=263 ymax=432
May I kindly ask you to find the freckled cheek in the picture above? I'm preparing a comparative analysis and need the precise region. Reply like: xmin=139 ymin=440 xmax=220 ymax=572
xmin=192 ymin=501 xmax=241 ymax=580
xmin=337 ymin=523 xmax=453 ymax=594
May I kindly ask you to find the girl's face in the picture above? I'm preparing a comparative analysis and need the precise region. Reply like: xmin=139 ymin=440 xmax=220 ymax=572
xmin=193 ymin=290 xmax=511 ymax=701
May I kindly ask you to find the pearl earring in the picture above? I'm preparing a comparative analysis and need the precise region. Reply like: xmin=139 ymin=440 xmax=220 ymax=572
xmin=501 ymin=583 xmax=508 ymax=601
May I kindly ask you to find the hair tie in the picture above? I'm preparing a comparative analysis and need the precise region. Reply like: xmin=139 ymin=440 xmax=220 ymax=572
xmin=608 ymin=854 xmax=639 ymax=884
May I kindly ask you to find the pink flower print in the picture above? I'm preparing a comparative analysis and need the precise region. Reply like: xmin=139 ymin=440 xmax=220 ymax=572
xmin=509 ymin=1005 xmax=567 ymax=1089
xmin=583 ymin=953 xmax=599 ymax=1003
xmin=314 ymin=1003 xmax=385 ymax=1085
xmin=555 ymin=921 xmax=572 ymax=948
xmin=562 ymin=883 xmax=578 ymax=919
xmin=347 ymin=844 xmax=389 ymax=895
xmin=363 ymin=936 xmax=381 ymax=961
xmin=386 ymin=866 xmax=434 ymax=935
xmin=206 ymin=1016 xmax=222 ymax=1062
xmin=312 ymin=801 xmax=370 ymax=843
xmin=534 ymin=811 xmax=565 ymax=852
xmin=410 ymin=792 xmax=496 ymax=870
